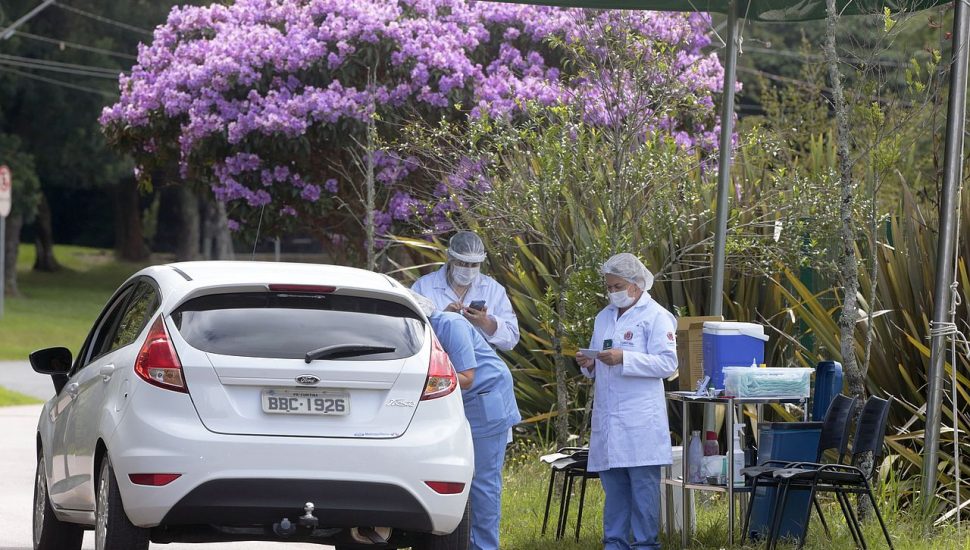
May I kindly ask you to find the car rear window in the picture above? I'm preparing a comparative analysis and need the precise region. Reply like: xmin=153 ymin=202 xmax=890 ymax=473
xmin=172 ymin=292 xmax=424 ymax=360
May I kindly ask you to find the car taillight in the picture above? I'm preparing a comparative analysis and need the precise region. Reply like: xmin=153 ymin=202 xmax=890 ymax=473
xmin=129 ymin=473 xmax=181 ymax=486
xmin=134 ymin=316 xmax=188 ymax=393
xmin=424 ymin=481 xmax=465 ymax=494
xmin=420 ymin=333 xmax=457 ymax=401
xmin=268 ymin=284 xmax=336 ymax=293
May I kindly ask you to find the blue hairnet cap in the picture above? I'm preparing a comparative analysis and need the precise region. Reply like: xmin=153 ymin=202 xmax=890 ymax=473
xmin=447 ymin=231 xmax=486 ymax=263
xmin=600 ymin=253 xmax=654 ymax=291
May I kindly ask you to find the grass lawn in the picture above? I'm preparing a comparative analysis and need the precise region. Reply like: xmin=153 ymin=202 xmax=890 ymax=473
xmin=0 ymin=386 xmax=42 ymax=406
xmin=502 ymin=445 xmax=970 ymax=549
xmin=0 ymin=244 xmax=150 ymax=361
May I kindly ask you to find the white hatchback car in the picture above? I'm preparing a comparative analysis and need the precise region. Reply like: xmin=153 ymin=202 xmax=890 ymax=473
xmin=30 ymin=261 xmax=474 ymax=550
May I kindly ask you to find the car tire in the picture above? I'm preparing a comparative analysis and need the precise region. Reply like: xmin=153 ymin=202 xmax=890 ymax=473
xmin=33 ymin=450 xmax=83 ymax=550
xmin=411 ymin=499 xmax=470 ymax=550
xmin=95 ymin=456 xmax=150 ymax=550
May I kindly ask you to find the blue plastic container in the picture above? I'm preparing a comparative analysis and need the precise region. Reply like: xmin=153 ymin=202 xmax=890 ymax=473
xmin=811 ymin=361 xmax=844 ymax=421
xmin=748 ymin=422 xmax=823 ymax=542
xmin=702 ymin=322 xmax=768 ymax=389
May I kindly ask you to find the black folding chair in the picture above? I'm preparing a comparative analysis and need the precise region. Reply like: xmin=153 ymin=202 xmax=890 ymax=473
xmin=768 ymin=396 xmax=894 ymax=550
xmin=539 ymin=447 xmax=599 ymax=541
xmin=740 ymin=393 xmax=858 ymax=543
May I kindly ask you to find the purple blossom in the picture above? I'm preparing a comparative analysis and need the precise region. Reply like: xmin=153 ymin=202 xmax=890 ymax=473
xmin=301 ymin=184 xmax=322 ymax=202
xmin=389 ymin=191 xmax=420 ymax=220
xmin=101 ymin=0 xmax=726 ymax=235
xmin=373 ymin=210 xmax=393 ymax=231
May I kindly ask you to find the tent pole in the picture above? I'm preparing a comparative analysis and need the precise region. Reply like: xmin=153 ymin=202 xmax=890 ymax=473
xmin=923 ymin=0 xmax=970 ymax=517
xmin=709 ymin=0 xmax=739 ymax=317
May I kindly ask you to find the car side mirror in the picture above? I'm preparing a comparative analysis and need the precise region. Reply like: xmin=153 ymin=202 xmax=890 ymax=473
xmin=29 ymin=347 xmax=73 ymax=375
xmin=30 ymin=347 xmax=73 ymax=395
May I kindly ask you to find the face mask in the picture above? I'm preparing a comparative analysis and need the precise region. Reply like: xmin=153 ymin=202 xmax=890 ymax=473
xmin=451 ymin=265 xmax=480 ymax=287
xmin=609 ymin=289 xmax=636 ymax=308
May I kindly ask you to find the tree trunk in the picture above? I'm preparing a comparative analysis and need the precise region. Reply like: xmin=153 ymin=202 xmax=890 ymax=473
xmin=824 ymin=0 xmax=872 ymax=519
xmin=113 ymin=179 xmax=149 ymax=261
xmin=668 ymin=230 xmax=686 ymax=312
xmin=823 ymin=0 xmax=865 ymax=402
xmin=175 ymin=186 xmax=201 ymax=262
xmin=3 ymin=212 xmax=23 ymax=297
xmin=33 ymin=193 xmax=60 ymax=272
xmin=212 ymin=200 xmax=234 ymax=260
xmin=201 ymin=197 xmax=235 ymax=260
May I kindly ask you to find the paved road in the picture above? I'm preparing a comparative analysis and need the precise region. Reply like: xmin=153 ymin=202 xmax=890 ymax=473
xmin=0 ymin=361 xmax=54 ymax=402
xmin=0 ymin=364 xmax=330 ymax=550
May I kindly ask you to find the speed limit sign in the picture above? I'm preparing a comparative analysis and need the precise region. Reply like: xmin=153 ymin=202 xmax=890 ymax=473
xmin=0 ymin=165 xmax=11 ymax=217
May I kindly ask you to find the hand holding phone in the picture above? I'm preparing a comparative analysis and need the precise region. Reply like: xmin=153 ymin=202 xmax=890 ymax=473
xmin=468 ymin=300 xmax=486 ymax=312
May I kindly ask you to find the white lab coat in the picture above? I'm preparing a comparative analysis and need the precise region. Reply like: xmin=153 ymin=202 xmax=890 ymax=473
xmin=581 ymin=293 xmax=678 ymax=472
xmin=411 ymin=265 xmax=520 ymax=351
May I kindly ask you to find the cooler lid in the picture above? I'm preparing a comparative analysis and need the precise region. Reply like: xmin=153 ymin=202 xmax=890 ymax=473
xmin=702 ymin=321 xmax=769 ymax=341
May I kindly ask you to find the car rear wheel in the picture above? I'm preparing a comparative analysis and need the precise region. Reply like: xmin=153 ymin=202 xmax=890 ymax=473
xmin=410 ymin=499 xmax=470 ymax=550
xmin=95 ymin=456 xmax=149 ymax=550
xmin=33 ymin=450 xmax=83 ymax=550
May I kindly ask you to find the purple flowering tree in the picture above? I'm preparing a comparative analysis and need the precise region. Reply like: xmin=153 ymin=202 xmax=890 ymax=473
xmin=101 ymin=0 xmax=724 ymax=262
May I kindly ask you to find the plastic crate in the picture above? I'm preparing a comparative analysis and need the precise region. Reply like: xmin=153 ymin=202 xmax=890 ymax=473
xmin=723 ymin=367 xmax=812 ymax=398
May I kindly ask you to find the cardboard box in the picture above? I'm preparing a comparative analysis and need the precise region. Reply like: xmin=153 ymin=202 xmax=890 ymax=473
xmin=676 ymin=315 xmax=723 ymax=390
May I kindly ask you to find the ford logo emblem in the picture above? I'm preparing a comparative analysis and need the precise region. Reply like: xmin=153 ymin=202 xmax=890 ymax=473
xmin=296 ymin=375 xmax=320 ymax=385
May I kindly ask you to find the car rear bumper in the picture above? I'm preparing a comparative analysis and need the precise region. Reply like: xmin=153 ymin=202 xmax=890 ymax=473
xmin=160 ymin=478 xmax=433 ymax=530
xmin=108 ymin=386 xmax=473 ymax=534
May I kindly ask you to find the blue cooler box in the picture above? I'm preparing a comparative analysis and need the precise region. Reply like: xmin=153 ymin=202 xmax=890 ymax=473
xmin=749 ymin=422 xmax=823 ymax=542
xmin=702 ymin=321 xmax=769 ymax=389
xmin=812 ymin=361 xmax=844 ymax=421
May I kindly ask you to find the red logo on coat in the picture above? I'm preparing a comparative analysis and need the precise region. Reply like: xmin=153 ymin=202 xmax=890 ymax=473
xmin=623 ymin=331 xmax=634 ymax=341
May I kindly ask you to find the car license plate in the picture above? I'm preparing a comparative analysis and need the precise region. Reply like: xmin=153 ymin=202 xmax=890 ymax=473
xmin=261 ymin=389 xmax=350 ymax=416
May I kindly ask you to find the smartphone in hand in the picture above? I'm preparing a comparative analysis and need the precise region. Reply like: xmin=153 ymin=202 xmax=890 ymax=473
xmin=468 ymin=300 xmax=486 ymax=311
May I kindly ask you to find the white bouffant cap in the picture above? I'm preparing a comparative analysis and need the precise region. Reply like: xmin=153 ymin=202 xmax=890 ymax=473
xmin=447 ymin=231 xmax=486 ymax=263
xmin=599 ymin=253 xmax=654 ymax=291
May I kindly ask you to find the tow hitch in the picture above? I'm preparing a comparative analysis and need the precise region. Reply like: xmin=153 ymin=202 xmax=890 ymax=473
xmin=272 ymin=502 xmax=318 ymax=537
xmin=298 ymin=502 xmax=319 ymax=529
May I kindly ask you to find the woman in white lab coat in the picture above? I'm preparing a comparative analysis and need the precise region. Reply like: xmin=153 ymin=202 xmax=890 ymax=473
xmin=411 ymin=231 xmax=519 ymax=351
xmin=575 ymin=253 xmax=678 ymax=550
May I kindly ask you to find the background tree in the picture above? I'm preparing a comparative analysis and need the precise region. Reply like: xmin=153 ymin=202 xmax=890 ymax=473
xmin=100 ymin=1 xmax=724 ymax=265
xmin=0 ymin=0 xmax=204 ymax=264
xmin=0 ymin=132 xmax=41 ymax=296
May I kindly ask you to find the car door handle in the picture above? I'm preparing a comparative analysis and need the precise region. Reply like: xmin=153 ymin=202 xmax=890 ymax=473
xmin=66 ymin=382 xmax=79 ymax=398
xmin=100 ymin=364 xmax=115 ymax=382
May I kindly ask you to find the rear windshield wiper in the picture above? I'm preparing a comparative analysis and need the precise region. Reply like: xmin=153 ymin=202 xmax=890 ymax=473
xmin=305 ymin=344 xmax=397 ymax=363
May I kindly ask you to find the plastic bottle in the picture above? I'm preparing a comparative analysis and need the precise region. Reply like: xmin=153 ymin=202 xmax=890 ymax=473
xmin=732 ymin=425 xmax=746 ymax=486
xmin=687 ymin=430 xmax=704 ymax=484
xmin=703 ymin=430 xmax=719 ymax=456
xmin=750 ymin=357 xmax=758 ymax=368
